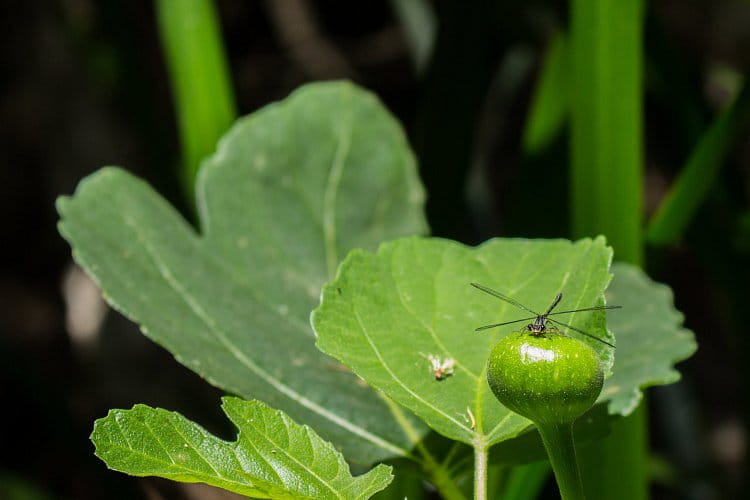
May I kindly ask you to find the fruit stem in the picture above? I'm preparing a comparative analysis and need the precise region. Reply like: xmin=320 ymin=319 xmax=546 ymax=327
xmin=537 ymin=422 xmax=586 ymax=500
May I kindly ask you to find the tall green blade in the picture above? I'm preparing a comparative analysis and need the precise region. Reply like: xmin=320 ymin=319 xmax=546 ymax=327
xmin=389 ymin=0 xmax=436 ymax=73
xmin=156 ymin=0 xmax=237 ymax=192
xmin=522 ymin=32 xmax=569 ymax=155
xmin=569 ymin=0 xmax=647 ymax=499
xmin=647 ymin=82 xmax=750 ymax=246
xmin=570 ymin=0 xmax=644 ymax=265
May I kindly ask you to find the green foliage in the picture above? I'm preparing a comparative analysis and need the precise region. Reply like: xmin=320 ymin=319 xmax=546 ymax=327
xmin=57 ymin=82 xmax=428 ymax=465
xmin=91 ymin=397 xmax=393 ymax=499
xmin=57 ymin=81 xmax=698 ymax=498
xmin=647 ymin=82 xmax=750 ymax=246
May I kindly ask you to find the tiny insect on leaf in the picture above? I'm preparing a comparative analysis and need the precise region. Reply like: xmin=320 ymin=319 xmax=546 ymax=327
xmin=421 ymin=353 xmax=456 ymax=381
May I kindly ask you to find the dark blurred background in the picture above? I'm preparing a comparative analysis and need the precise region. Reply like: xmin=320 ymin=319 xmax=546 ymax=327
xmin=1 ymin=1 xmax=749 ymax=498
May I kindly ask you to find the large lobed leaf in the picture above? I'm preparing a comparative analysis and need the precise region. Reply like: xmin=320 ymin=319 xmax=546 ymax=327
xmin=57 ymin=81 xmax=429 ymax=465
xmin=92 ymin=397 xmax=393 ymax=499
xmin=313 ymin=236 xmax=615 ymax=447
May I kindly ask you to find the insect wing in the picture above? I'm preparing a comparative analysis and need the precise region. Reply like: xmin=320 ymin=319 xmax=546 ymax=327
xmin=546 ymin=304 xmax=622 ymax=317
xmin=470 ymin=283 xmax=540 ymax=316
xmin=546 ymin=317 xmax=615 ymax=348
xmin=475 ymin=316 xmax=537 ymax=332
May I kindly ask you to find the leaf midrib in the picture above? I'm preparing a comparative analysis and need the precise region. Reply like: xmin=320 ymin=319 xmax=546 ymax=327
xmin=323 ymin=99 xmax=353 ymax=279
xmin=103 ymin=413 xmax=257 ymax=492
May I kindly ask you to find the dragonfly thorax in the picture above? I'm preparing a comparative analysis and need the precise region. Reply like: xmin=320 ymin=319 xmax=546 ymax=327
xmin=527 ymin=316 xmax=550 ymax=334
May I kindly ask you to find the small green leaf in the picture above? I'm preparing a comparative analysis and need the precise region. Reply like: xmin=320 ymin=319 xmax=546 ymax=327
xmin=313 ymin=236 xmax=615 ymax=446
xmin=57 ymin=81 xmax=428 ymax=464
xmin=600 ymin=262 xmax=697 ymax=415
xmin=91 ymin=398 xmax=393 ymax=499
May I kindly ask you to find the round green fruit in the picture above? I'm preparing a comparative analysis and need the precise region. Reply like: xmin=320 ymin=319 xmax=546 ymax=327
xmin=487 ymin=331 xmax=604 ymax=425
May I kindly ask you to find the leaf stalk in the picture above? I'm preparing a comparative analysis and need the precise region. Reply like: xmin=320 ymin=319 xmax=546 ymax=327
xmin=474 ymin=445 xmax=488 ymax=500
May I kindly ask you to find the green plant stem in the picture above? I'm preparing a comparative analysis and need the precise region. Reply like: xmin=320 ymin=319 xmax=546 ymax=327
xmin=569 ymin=0 xmax=644 ymax=265
xmin=381 ymin=395 xmax=466 ymax=500
xmin=577 ymin=404 xmax=648 ymax=500
xmin=537 ymin=423 xmax=585 ymax=500
xmin=155 ymin=0 xmax=237 ymax=197
xmin=419 ymin=445 xmax=467 ymax=500
xmin=473 ymin=445 xmax=488 ymax=500
xmin=569 ymin=0 xmax=647 ymax=498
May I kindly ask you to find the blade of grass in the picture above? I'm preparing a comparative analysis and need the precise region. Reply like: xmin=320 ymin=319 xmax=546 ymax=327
xmin=522 ymin=31 xmax=569 ymax=155
xmin=570 ymin=0 xmax=644 ymax=265
xmin=647 ymin=81 xmax=750 ymax=246
xmin=489 ymin=462 xmax=550 ymax=500
xmin=155 ymin=0 xmax=237 ymax=196
xmin=569 ymin=0 xmax=647 ymax=499
xmin=389 ymin=0 xmax=437 ymax=73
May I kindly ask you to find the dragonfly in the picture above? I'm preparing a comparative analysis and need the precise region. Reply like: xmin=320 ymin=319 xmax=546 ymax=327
xmin=470 ymin=283 xmax=619 ymax=348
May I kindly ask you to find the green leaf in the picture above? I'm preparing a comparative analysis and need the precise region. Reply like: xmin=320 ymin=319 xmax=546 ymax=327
xmin=57 ymin=81 xmax=429 ymax=465
xmin=647 ymin=82 xmax=750 ymax=246
xmin=313 ymin=236 xmax=615 ymax=447
xmin=92 ymin=397 xmax=393 ymax=499
xmin=600 ymin=262 xmax=697 ymax=415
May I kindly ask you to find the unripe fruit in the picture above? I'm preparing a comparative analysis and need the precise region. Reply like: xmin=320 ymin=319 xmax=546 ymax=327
xmin=487 ymin=331 xmax=604 ymax=425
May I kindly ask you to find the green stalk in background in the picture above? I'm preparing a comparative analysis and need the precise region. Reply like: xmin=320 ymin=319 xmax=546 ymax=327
xmin=570 ymin=0 xmax=644 ymax=265
xmin=156 ymin=0 xmax=237 ymax=196
xmin=569 ymin=1 xmax=647 ymax=499
xmin=647 ymin=81 xmax=750 ymax=246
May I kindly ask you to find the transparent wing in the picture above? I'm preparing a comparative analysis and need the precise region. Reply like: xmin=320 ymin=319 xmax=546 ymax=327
xmin=475 ymin=316 xmax=536 ymax=332
xmin=547 ymin=305 xmax=622 ymax=317
xmin=547 ymin=317 xmax=615 ymax=348
xmin=470 ymin=283 xmax=540 ymax=316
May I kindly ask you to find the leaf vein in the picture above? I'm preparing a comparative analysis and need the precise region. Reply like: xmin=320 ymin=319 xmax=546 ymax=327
xmin=125 ymin=217 xmax=411 ymax=459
